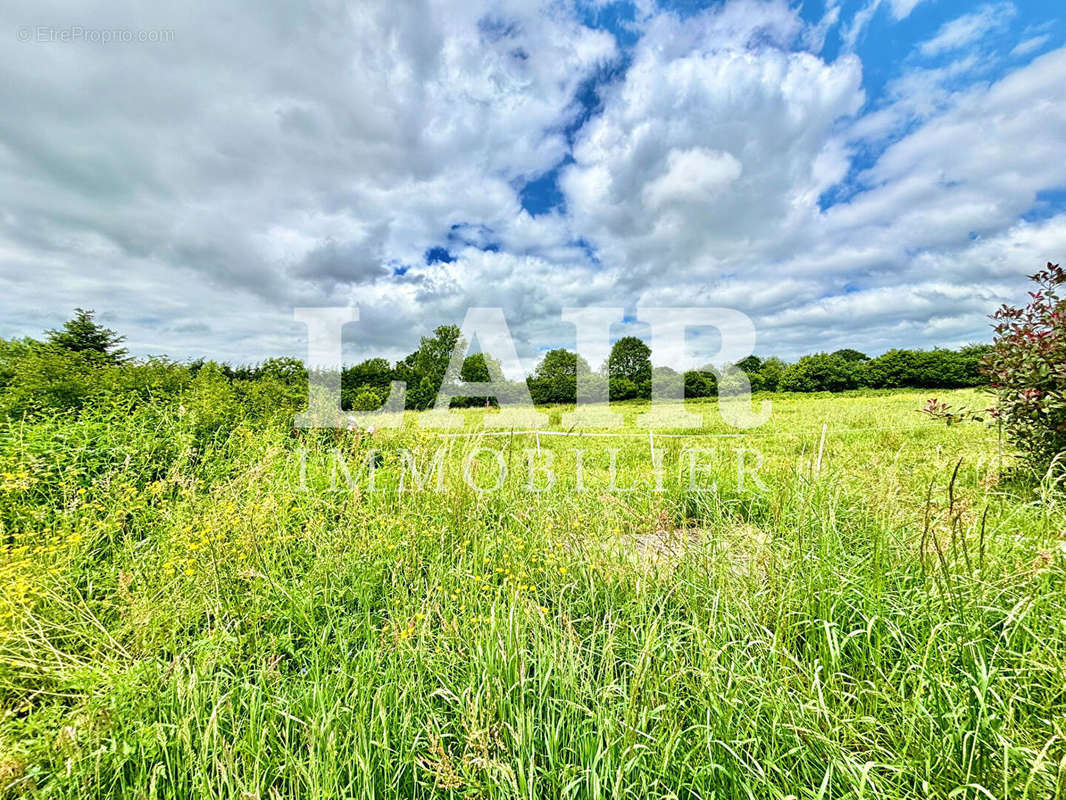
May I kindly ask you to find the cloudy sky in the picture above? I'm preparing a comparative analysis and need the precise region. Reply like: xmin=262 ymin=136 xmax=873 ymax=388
xmin=2 ymin=0 xmax=1064 ymax=368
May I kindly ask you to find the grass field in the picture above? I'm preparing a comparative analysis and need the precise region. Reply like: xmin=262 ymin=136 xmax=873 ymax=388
xmin=2 ymin=388 xmax=1065 ymax=798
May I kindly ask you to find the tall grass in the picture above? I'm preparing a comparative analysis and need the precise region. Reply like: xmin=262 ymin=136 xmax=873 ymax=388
xmin=1 ymin=389 xmax=1064 ymax=798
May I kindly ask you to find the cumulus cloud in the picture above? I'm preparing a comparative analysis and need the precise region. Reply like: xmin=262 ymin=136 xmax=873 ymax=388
xmin=562 ymin=2 xmax=865 ymax=286
xmin=0 ymin=0 xmax=615 ymax=360
xmin=0 ymin=0 xmax=1064 ymax=367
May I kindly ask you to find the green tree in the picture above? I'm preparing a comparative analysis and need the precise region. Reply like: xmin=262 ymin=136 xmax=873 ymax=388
xmin=735 ymin=355 xmax=762 ymax=374
xmin=780 ymin=353 xmax=859 ymax=393
xmin=456 ymin=352 xmax=505 ymax=407
xmin=831 ymin=348 xmax=869 ymax=363
xmin=758 ymin=357 xmax=786 ymax=392
xmin=342 ymin=357 xmax=393 ymax=409
xmin=532 ymin=348 xmax=589 ymax=382
xmin=0 ymin=337 xmax=35 ymax=391
xmin=528 ymin=348 xmax=594 ymax=404
xmin=607 ymin=337 xmax=652 ymax=387
xmin=46 ymin=308 xmax=128 ymax=364
xmin=683 ymin=369 xmax=717 ymax=398
xmin=394 ymin=325 xmax=462 ymax=410
xmin=649 ymin=365 xmax=683 ymax=398
xmin=0 ymin=347 xmax=112 ymax=417
xmin=734 ymin=356 xmax=765 ymax=392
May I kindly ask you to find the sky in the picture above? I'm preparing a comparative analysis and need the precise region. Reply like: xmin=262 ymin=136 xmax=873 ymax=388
xmin=1 ymin=0 xmax=1064 ymax=370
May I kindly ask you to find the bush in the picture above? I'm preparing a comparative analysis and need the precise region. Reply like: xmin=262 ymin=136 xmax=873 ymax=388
xmin=985 ymin=262 xmax=1066 ymax=470
xmin=350 ymin=386 xmax=383 ymax=411
xmin=757 ymin=357 xmax=786 ymax=392
xmin=0 ymin=345 xmax=115 ymax=418
xmin=779 ymin=353 xmax=859 ymax=393
xmin=608 ymin=376 xmax=638 ymax=401
xmin=183 ymin=361 xmax=241 ymax=439
xmin=683 ymin=370 xmax=717 ymax=398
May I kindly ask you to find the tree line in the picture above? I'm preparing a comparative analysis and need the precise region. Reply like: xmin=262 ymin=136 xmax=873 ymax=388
xmin=0 ymin=310 xmax=990 ymax=419
xmin=330 ymin=324 xmax=989 ymax=409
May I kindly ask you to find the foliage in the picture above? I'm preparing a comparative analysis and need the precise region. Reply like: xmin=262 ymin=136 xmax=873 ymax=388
xmin=453 ymin=352 xmax=506 ymax=408
xmin=45 ymin=308 xmax=128 ymax=364
xmin=393 ymin=325 xmax=462 ymax=410
xmin=757 ymin=356 xmax=786 ymax=391
xmin=0 ymin=310 xmax=999 ymax=433
xmin=350 ymin=386 xmax=384 ymax=411
xmin=0 ymin=338 xmax=35 ymax=391
xmin=683 ymin=369 xmax=717 ymax=399
xmin=608 ymin=375 xmax=639 ymax=401
xmin=527 ymin=349 xmax=605 ymax=405
xmin=607 ymin=336 xmax=652 ymax=393
xmin=255 ymin=357 xmax=307 ymax=386
xmin=831 ymin=348 xmax=869 ymax=363
xmin=985 ymin=262 xmax=1066 ymax=470
xmin=342 ymin=358 xmax=393 ymax=409
xmin=919 ymin=397 xmax=985 ymax=425
xmin=0 ymin=345 xmax=116 ymax=418
xmin=780 ymin=352 xmax=860 ymax=393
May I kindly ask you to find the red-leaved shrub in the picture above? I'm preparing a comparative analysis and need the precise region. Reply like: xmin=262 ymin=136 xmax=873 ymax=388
xmin=985 ymin=262 xmax=1066 ymax=471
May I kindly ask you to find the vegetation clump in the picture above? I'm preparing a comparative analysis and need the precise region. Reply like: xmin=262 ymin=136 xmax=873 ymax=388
xmin=985 ymin=262 xmax=1066 ymax=473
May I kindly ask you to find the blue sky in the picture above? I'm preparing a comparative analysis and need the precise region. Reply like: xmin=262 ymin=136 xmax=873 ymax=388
xmin=1 ymin=0 xmax=1064 ymax=367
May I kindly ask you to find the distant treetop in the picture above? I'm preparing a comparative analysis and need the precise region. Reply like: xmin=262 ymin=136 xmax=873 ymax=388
xmin=46 ymin=308 xmax=128 ymax=364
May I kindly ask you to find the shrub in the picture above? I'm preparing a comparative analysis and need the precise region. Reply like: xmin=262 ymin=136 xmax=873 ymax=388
xmin=0 ymin=338 xmax=34 ymax=392
xmin=351 ymin=386 xmax=383 ymax=411
xmin=985 ymin=262 xmax=1066 ymax=470
xmin=183 ymin=361 xmax=240 ymax=439
xmin=683 ymin=370 xmax=717 ymax=398
xmin=757 ymin=357 xmax=786 ymax=392
xmin=0 ymin=345 xmax=115 ymax=418
xmin=779 ymin=353 xmax=859 ymax=393
xmin=608 ymin=376 xmax=638 ymax=401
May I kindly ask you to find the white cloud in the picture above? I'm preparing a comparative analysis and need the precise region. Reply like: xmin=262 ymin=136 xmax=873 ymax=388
xmin=562 ymin=1 xmax=864 ymax=284
xmin=888 ymin=0 xmax=928 ymax=21
xmin=1011 ymin=34 xmax=1051 ymax=58
xmin=641 ymin=148 xmax=744 ymax=211
xmin=842 ymin=0 xmax=928 ymax=50
xmin=918 ymin=3 xmax=1016 ymax=57
xmin=0 ymin=0 xmax=1063 ymax=367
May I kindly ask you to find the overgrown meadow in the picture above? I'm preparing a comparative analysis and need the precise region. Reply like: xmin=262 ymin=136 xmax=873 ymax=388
xmin=2 ymin=382 xmax=1065 ymax=799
